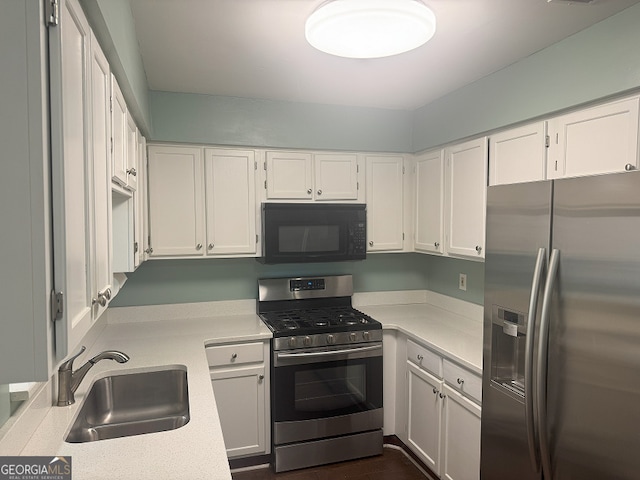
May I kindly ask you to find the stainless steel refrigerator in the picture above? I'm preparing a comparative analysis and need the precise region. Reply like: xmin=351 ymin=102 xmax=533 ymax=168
xmin=481 ymin=170 xmax=640 ymax=480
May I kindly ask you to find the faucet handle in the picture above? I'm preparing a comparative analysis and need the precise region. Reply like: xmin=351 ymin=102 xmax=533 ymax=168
xmin=59 ymin=345 xmax=86 ymax=371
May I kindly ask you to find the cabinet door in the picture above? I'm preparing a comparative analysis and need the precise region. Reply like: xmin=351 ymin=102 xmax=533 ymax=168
xmin=441 ymin=384 xmax=481 ymax=480
xmin=50 ymin=0 xmax=93 ymax=358
xmin=204 ymin=149 xmax=256 ymax=255
xmin=547 ymin=97 xmax=640 ymax=179
xmin=415 ymin=150 xmax=444 ymax=254
xmin=111 ymin=76 xmax=128 ymax=186
xmin=365 ymin=155 xmax=404 ymax=251
xmin=446 ymin=138 xmax=488 ymax=259
xmin=89 ymin=31 xmax=112 ymax=318
xmin=138 ymin=135 xmax=149 ymax=262
xmin=407 ymin=362 xmax=442 ymax=475
xmin=489 ymin=122 xmax=546 ymax=185
xmin=313 ymin=153 xmax=360 ymax=201
xmin=210 ymin=365 xmax=266 ymax=458
xmin=147 ymin=145 xmax=205 ymax=256
xmin=265 ymin=151 xmax=313 ymax=200
xmin=125 ymin=112 xmax=138 ymax=191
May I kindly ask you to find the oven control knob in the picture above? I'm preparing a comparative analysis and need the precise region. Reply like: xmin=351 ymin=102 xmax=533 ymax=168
xmin=303 ymin=336 xmax=312 ymax=347
xmin=288 ymin=337 xmax=297 ymax=348
xmin=326 ymin=334 xmax=335 ymax=345
xmin=363 ymin=331 xmax=370 ymax=341
xmin=349 ymin=332 xmax=357 ymax=342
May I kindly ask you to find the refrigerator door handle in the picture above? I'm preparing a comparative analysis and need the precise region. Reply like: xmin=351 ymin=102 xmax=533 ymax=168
xmin=537 ymin=248 xmax=560 ymax=480
xmin=524 ymin=247 xmax=546 ymax=473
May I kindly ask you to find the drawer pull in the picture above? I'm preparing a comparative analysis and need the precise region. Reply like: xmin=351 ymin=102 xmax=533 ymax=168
xmin=417 ymin=354 xmax=424 ymax=361
xmin=432 ymin=388 xmax=438 ymax=395
xmin=231 ymin=353 xmax=238 ymax=360
xmin=439 ymin=392 xmax=446 ymax=399
xmin=457 ymin=377 xmax=465 ymax=385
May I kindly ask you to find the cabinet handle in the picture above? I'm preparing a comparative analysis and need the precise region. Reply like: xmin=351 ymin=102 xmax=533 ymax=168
xmin=457 ymin=378 xmax=465 ymax=385
xmin=307 ymin=188 xmax=312 ymax=194
xmin=92 ymin=294 xmax=107 ymax=307
xmin=625 ymin=163 xmax=637 ymax=171
xmin=369 ymin=241 xmax=374 ymax=247
xmin=208 ymin=243 xmax=214 ymax=250
xmin=231 ymin=353 xmax=238 ymax=360
xmin=317 ymin=189 xmax=322 ymax=195
xmin=475 ymin=245 xmax=482 ymax=254
xmin=258 ymin=375 xmax=264 ymax=381
xmin=417 ymin=354 xmax=423 ymax=361
xmin=126 ymin=167 xmax=137 ymax=176
xmin=432 ymin=388 xmax=438 ymax=395
xmin=439 ymin=392 xmax=446 ymax=399
xmin=196 ymin=243 xmax=202 ymax=250
xmin=434 ymin=242 xmax=439 ymax=248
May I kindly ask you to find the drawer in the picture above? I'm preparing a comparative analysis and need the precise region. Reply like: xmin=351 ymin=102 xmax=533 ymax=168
xmin=443 ymin=359 xmax=482 ymax=404
xmin=407 ymin=339 xmax=442 ymax=378
xmin=206 ymin=342 xmax=264 ymax=367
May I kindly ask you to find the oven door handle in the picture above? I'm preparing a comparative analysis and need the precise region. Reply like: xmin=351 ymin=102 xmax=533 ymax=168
xmin=275 ymin=344 xmax=382 ymax=366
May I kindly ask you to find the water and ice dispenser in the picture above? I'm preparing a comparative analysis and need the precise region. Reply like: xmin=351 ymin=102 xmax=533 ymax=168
xmin=490 ymin=305 xmax=527 ymax=397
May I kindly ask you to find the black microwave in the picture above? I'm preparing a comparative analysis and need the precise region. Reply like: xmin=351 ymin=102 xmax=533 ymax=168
xmin=259 ymin=203 xmax=367 ymax=264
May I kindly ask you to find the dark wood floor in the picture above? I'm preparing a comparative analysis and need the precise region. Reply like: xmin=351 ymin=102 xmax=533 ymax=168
xmin=231 ymin=447 xmax=432 ymax=480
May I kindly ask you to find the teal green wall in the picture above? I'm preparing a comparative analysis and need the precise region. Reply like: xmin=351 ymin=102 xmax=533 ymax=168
xmin=149 ymin=91 xmax=413 ymax=152
xmin=412 ymin=2 xmax=640 ymax=152
xmin=81 ymin=0 xmax=151 ymax=134
xmin=111 ymin=254 xmax=430 ymax=306
xmin=425 ymin=256 xmax=485 ymax=306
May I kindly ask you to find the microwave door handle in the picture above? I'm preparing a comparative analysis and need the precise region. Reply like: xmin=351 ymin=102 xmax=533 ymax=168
xmin=537 ymin=248 xmax=560 ymax=480
xmin=525 ymin=247 xmax=546 ymax=473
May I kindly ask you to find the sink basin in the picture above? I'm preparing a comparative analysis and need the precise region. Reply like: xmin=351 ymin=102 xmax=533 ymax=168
xmin=65 ymin=367 xmax=190 ymax=443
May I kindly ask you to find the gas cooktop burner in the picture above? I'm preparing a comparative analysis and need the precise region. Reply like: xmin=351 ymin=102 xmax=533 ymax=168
xmin=259 ymin=306 xmax=380 ymax=335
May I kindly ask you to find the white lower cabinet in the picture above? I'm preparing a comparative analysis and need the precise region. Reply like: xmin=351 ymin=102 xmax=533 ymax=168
xmin=206 ymin=341 xmax=270 ymax=459
xmin=441 ymin=384 xmax=482 ymax=480
xmin=404 ymin=338 xmax=481 ymax=480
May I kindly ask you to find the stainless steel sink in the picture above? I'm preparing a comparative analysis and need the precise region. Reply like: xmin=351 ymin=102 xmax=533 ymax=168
xmin=65 ymin=367 xmax=190 ymax=443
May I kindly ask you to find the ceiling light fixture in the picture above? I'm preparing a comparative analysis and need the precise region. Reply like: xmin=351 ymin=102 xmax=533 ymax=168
xmin=305 ymin=0 xmax=436 ymax=59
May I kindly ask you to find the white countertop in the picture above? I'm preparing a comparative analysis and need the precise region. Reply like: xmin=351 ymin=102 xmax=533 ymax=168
xmin=12 ymin=293 xmax=483 ymax=480
xmin=19 ymin=314 xmax=271 ymax=480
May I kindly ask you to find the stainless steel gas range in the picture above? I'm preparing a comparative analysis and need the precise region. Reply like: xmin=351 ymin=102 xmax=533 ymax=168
xmin=257 ymin=274 xmax=383 ymax=473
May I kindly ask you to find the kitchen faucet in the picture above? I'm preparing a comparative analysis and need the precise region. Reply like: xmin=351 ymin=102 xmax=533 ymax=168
xmin=57 ymin=346 xmax=130 ymax=406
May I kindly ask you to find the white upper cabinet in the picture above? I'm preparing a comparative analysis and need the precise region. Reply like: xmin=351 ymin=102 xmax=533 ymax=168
xmin=148 ymin=146 xmax=205 ymax=257
xmin=445 ymin=137 xmax=488 ymax=260
xmin=313 ymin=153 xmax=360 ymax=200
xmin=204 ymin=148 xmax=257 ymax=255
xmin=489 ymin=122 xmax=547 ymax=186
xmin=89 ymin=31 xmax=113 ymax=319
xmin=414 ymin=150 xmax=444 ymax=254
xmin=265 ymin=151 xmax=361 ymax=201
xmin=125 ymin=112 xmax=139 ymax=191
xmin=547 ymin=96 xmax=640 ymax=179
xmin=50 ymin=0 xmax=96 ymax=358
xmin=111 ymin=76 xmax=128 ymax=187
xmin=138 ymin=134 xmax=150 ymax=262
xmin=265 ymin=151 xmax=313 ymax=199
xmin=365 ymin=155 xmax=404 ymax=252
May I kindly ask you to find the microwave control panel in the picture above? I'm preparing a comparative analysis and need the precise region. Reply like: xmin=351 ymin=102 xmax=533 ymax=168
xmin=349 ymin=222 xmax=367 ymax=253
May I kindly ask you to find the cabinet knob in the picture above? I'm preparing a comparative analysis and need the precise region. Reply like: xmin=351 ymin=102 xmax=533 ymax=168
xmin=439 ymin=392 xmax=446 ymax=399
xmin=625 ymin=163 xmax=637 ymax=171
xmin=145 ymin=247 xmax=153 ymax=254
xmin=307 ymin=188 xmax=312 ymax=194
xmin=457 ymin=378 xmax=465 ymax=385
xmin=102 ymin=288 xmax=112 ymax=300
xmin=231 ymin=353 xmax=237 ymax=360
xmin=317 ymin=189 xmax=322 ymax=195
xmin=432 ymin=388 xmax=438 ymax=395
xmin=208 ymin=243 xmax=214 ymax=250
xmin=417 ymin=354 xmax=423 ymax=361
xmin=258 ymin=375 xmax=264 ymax=382
xmin=196 ymin=243 xmax=202 ymax=250
xmin=126 ymin=167 xmax=137 ymax=176
xmin=92 ymin=294 xmax=107 ymax=307
xmin=475 ymin=245 xmax=482 ymax=254
xmin=434 ymin=242 xmax=439 ymax=248
xmin=369 ymin=241 xmax=374 ymax=247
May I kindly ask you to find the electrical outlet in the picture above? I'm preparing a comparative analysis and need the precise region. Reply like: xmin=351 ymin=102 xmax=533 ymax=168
xmin=459 ymin=273 xmax=467 ymax=291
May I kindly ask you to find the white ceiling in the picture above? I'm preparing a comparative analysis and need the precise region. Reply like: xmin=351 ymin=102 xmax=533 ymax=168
xmin=130 ymin=0 xmax=640 ymax=110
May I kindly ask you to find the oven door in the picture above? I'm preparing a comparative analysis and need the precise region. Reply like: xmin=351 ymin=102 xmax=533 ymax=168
xmin=272 ymin=342 xmax=383 ymax=433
